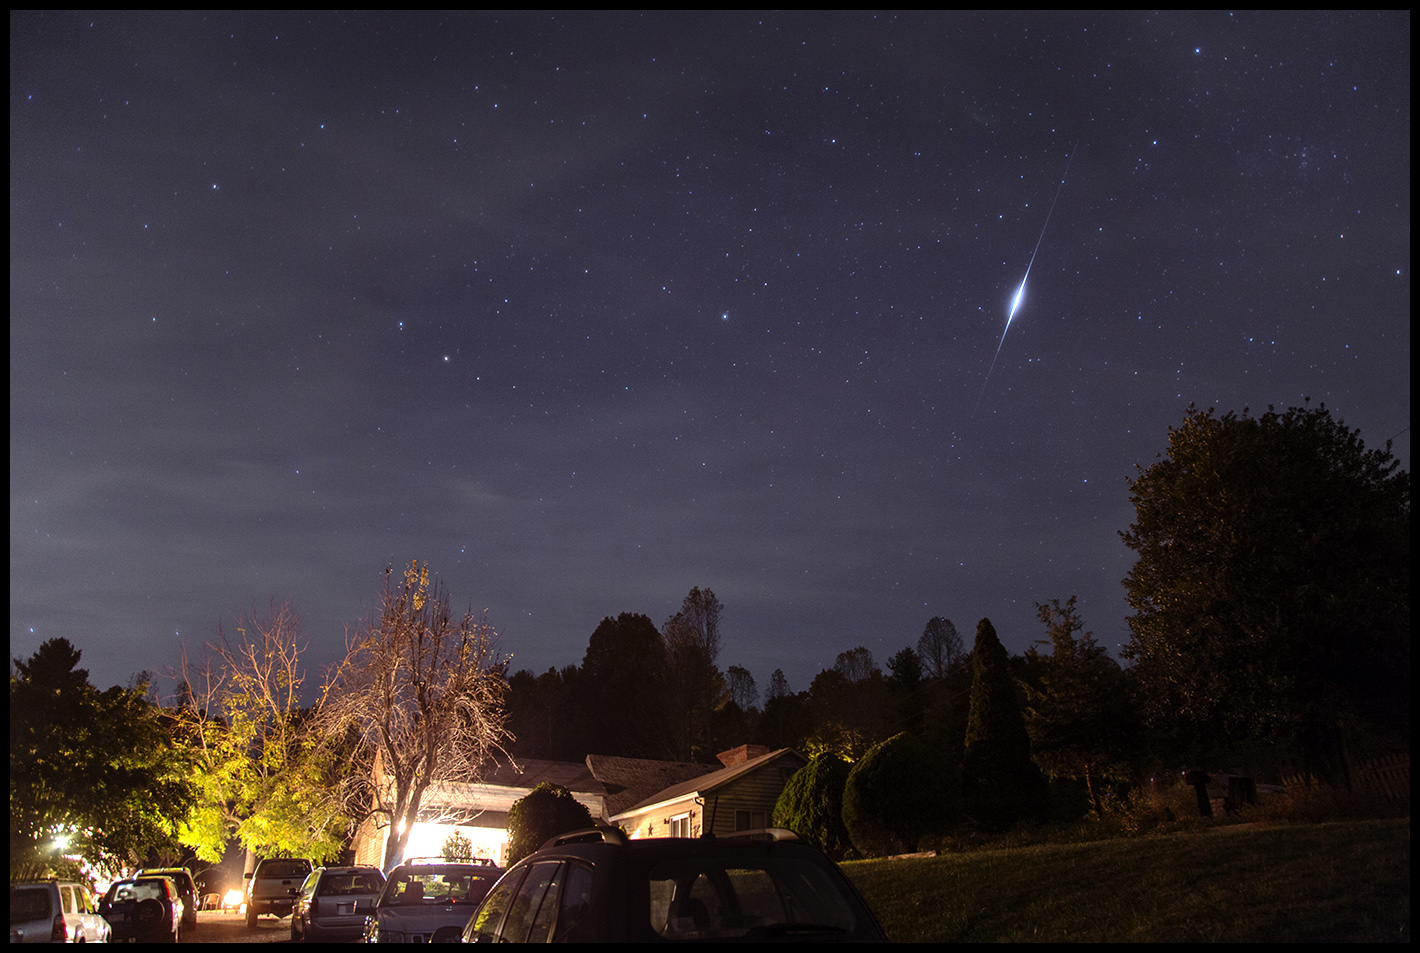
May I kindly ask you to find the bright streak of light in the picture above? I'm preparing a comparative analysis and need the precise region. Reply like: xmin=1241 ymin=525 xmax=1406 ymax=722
xmin=1008 ymin=278 xmax=1027 ymax=325
xmin=972 ymin=143 xmax=1079 ymax=418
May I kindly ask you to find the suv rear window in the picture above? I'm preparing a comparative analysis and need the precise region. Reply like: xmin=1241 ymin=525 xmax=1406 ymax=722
xmin=647 ymin=858 xmax=858 ymax=939
xmin=383 ymin=867 xmax=494 ymax=906
xmin=259 ymin=860 xmax=313 ymax=879
xmin=317 ymin=871 xmax=384 ymax=897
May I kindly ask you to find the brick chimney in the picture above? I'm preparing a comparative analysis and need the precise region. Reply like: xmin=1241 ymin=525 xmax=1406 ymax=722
xmin=716 ymin=744 xmax=772 ymax=767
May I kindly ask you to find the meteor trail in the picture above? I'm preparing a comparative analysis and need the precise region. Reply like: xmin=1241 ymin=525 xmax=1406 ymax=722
xmin=974 ymin=143 xmax=1079 ymax=416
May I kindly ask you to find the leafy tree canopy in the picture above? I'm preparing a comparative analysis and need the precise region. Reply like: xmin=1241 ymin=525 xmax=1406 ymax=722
xmin=11 ymin=639 xmax=195 ymax=877
xmin=1121 ymin=403 xmax=1409 ymax=780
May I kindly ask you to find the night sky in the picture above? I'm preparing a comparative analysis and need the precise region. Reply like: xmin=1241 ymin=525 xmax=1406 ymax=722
xmin=10 ymin=11 xmax=1410 ymax=700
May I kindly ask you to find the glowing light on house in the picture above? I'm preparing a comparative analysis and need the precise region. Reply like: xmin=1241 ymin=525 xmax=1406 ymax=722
xmin=401 ymin=822 xmax=508 ymax=867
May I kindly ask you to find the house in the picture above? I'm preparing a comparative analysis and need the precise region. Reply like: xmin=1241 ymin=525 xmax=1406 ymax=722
xmin=350 ymin=752 xmax=717 ymax=868
xmin=610 ymin=745 xmax=808 ymax=839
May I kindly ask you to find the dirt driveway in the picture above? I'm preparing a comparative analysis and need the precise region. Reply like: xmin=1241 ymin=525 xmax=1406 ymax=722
xmin=178 ymin=908 xmax=298 ymax=943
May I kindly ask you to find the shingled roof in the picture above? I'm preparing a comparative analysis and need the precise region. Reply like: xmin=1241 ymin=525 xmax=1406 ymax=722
xmin=584 ymin=754 xmax=721 ymax=818
xmin=479 ymin=756 xmax=604 ymax=794
xmin=609 ymin=747 xmax=806 ymax=821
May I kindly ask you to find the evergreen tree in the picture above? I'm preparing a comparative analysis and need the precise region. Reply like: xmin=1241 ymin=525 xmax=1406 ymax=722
xmin=962 ymin=619 xmax=1046 ymax=831
xmin=1023 ymin=598 xmax=1139 ymax=815
xmin=772 ymin=753 xmax=854 ymax=858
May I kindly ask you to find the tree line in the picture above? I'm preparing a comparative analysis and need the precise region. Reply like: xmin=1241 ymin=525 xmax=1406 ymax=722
xmin=11 ymin=402 xmax=1408 ymax=876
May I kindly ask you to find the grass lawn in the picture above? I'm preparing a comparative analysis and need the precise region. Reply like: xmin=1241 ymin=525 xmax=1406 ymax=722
xmin=843 ymin=817 xmax=1409 ymax=942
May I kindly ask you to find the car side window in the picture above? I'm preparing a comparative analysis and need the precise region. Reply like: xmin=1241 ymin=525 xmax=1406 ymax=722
xmin=60 ymin=885 xmax=76 ymax=915
xmin=504 ymin=862 xmax=562 ymax=943
xmin=464 ymin=867 xmax=526 ymax=942
xmin=552 ymin=862 xmax=593 ymax=942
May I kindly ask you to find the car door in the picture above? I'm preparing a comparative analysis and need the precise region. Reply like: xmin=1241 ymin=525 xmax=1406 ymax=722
xmin=463 ymin=866 xmax=527 ymax=942
xmin=75 ymin=885 xmax=107 ymax=942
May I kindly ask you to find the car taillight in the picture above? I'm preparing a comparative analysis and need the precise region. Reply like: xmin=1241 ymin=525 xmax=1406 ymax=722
xmin=51 ymin=913 xmax=67 ymax=942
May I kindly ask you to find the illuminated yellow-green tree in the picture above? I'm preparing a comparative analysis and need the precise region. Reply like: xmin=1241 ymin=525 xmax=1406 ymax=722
xmin=172 ymin=603 xmax=347 ymax=864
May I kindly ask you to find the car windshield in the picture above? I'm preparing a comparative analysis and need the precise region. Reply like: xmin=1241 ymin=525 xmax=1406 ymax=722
xmin=647 ymin=858 xmax=859 ymax=940
xmin=261 ymin=860 xmax=311 ymax=878
xmin=104 ymin=881 xmax=168 ymax=904
xmin=384 ymin=868 xmax=495 ymax=906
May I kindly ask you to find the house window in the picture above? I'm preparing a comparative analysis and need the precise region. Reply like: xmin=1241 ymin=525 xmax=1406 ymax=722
xmin=668 ymin=813 xmax=691 ymax=838
xmin=735 ymin=810 xmax=767 ymax=831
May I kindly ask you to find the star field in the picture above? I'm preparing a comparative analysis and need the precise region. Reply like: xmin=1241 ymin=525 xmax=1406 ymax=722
xmin=9 ymin=11 xmax=1410 ymax=695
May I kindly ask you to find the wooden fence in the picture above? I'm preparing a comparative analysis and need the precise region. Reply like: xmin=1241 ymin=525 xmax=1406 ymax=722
xmin=1281 ymin=753 xmax=1409 ymax=801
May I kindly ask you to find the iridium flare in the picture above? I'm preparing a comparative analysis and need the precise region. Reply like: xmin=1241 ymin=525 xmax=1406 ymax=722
xmin=973 ymin=143 xmax=1079 ymax=417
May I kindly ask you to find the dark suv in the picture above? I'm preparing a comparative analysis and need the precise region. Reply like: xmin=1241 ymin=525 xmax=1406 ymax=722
xmin=462 ymin=828 xmax=887 ymax=943
xmin=291 ymin=865 xmax=385 ymax=942
xmin=136 ymin=867 xmax=199 ymax=931
xmin=244 ymin=857 xmax=313 ymax=927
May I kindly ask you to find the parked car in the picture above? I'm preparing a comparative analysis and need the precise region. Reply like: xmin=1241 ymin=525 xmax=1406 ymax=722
xmin=98 ymin=875 xmax=183 ymax=943
xmin=244 ymin=857 xmax=313 ymax=927
xmin=363 ymin=857 xmax=503 ymax=943
xmin=9 ymin=879 xmax=112 ymax=944
xmin=136 ymin=867 xmax=199 ymax=930
xmin=462 ymin=827 xmax=888 ymax=943
xmin=290 ymin=865 xmax=386 ymax=942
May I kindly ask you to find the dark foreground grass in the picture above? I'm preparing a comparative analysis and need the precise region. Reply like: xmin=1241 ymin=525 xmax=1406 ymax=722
xmin=843 ymin=817 xmax=1409 ymax=942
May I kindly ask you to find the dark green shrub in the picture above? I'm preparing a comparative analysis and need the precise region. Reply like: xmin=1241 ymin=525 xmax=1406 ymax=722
xmin=842 ymin=732 xmax=949 ymax=856
xmin=505 ymin=782 xmax=595 ymax=865
xmin=772 ymin=753 xmax=854 ymax=858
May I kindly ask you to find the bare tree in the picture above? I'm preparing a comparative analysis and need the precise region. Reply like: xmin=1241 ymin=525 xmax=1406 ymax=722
xmin=725 ymin=665 xmax=759 ymax=711
xmin=674 ymin=587 xmax=723 ymax=666
xmin=171 ymin=602 xmax=346 ymax=864
xmin=917 ymin=617 xmax=964 ymax=679
xmin=319 ymin=562 xmax=510 ymax=872
xmin=833 ymin=646 xmax=877 ymax=683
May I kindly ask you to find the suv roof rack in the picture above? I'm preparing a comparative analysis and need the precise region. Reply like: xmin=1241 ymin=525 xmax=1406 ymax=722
xmin=721 ymin=828 xmax=801 ymax=842
xmin=399 ymin=856 xmax=498 ymax=867
xmin=543 ymin=827 xmax=629 ymax=849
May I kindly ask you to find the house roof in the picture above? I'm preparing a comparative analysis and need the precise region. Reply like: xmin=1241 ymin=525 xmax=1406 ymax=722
xmin=478 ymin=756 xmax=605 ymax=794
xmin=584 ymin=754 xmax=721 ymax=818
xmin=609 ymin=747 xmax=806 ymax=821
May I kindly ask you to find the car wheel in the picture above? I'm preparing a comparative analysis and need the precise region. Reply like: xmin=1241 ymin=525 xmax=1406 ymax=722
xmin=290 ymin=916 xmax=301 ymax=942
xmin=246 ymin=905 xmax=258 ymax=928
